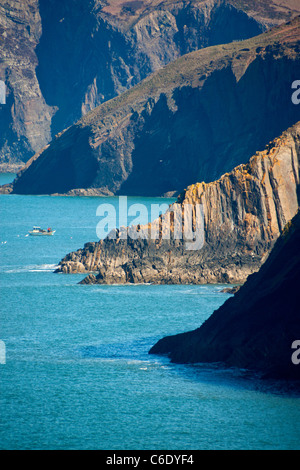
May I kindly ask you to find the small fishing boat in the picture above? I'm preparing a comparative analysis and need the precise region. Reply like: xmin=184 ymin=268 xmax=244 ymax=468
xmin=28 ymin=226 xmax=56 ymax=236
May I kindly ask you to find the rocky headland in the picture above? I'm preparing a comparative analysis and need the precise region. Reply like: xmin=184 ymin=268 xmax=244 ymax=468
xmin=1 ymin=16 xmax=299 ymax=194
xmin=149 ymin=209 xmax=300 ymax=381
xmin=3 ymin=0 xmax=294 ymax=169
xmin=54 ymin=121 xmax=300 ymax=286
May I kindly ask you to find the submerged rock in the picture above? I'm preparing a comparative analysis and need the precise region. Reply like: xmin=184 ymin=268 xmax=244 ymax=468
xmin=220 ymin=286 xmax=240 ymax=294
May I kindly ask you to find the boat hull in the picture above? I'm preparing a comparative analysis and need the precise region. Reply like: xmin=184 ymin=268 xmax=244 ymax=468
xmin=28 ymin=231 xmax=56 ymax=236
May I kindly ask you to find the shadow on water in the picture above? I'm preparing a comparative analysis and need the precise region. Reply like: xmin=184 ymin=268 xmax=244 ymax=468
xmin=77 ymin=336 xmax=300 ymax=398
xmin=173 ymin=362 xmax=300 ymax=398
xmin=78 ymin=337 xmax=153 ymax=362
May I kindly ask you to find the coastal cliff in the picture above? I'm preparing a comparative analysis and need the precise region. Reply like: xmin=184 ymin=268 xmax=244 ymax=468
xmin=54 ymin=122 xmax=300 ymax=285
xmin=6 ymin=16 xmax=300 ymax=195
xmin=2 ymin=0 xmax=292 ymax=169
xmin=0 ymin=0 xmax=55 ymax=169
xmin=149 ymin=209 xmax=300 ymax=381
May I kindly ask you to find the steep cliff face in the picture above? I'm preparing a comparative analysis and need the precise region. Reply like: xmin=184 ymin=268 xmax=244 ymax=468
xmin=1 ymin=0 xmax=299 ymax=169
xmin=54 ymin=122 xmax=300 ymax=286
xmin=0 ymin=0 xmax=55 ymax=168
xmin=35 ymin=0 xmax=265 ymax=138
xmin=149 ymin=209 xmax=300 ymax=381
xmin=7 ymin=17 xmax=300 ymax=195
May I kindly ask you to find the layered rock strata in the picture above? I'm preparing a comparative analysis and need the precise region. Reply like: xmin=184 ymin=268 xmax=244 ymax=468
xmin=0 ymin=0 xmax=54 ymax=165
xmin=54 ymin=122 xmax=300 ymax=285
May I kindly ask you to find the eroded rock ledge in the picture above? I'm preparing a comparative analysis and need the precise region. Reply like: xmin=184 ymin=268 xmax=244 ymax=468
xmin=54 ymin=122 xmax=300 ymax=285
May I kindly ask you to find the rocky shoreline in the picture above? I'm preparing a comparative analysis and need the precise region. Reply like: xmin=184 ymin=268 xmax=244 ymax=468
xmin=54 ymin=122 xmax=300 ymax=286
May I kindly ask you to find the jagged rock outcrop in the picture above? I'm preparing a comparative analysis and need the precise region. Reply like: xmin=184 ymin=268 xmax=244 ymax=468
xmin=3 ymin=0 xmax=292 ymax=169
xmin=149 ymin=209 xmax=300 ymax=381
xmin=54 ymin=122 xmax=300 ymax=285
xmin=6 ymin=16 xmax=300 ymax=195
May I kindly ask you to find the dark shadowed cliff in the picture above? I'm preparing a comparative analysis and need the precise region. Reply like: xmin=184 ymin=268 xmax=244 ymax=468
xmin=6 ymin=16 xmax=300 ymax=195
xmin=149 ymin=210 xmax=300 ymax=381
xmin=3 ymin=0 xmax=295 ymax=169
xmin=53 ymin=122 xmax=300 ymax=285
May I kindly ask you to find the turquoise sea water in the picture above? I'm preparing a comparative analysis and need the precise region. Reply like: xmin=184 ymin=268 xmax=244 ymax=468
xmin=0 ymin=173 xmax=299 ymax=450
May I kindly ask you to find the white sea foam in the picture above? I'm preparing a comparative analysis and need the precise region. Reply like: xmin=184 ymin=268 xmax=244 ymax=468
xmin=2 ymin=264 xmax=58 ymax=273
